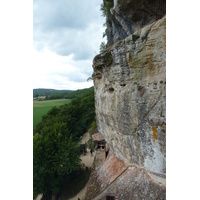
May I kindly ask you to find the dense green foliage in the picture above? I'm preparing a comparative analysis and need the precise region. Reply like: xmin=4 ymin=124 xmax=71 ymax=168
xmin=57 ymin=169 xmax=91 ymax=199
xmin=34 ymin=87 xmax=95 ymax=138
xmin=33 ymin=87 xmax=95 ymax=199
xmin=33 ymin=99 xmax=71 ymax=129
xmin=33 ymin=132 xmax=80 ymax=199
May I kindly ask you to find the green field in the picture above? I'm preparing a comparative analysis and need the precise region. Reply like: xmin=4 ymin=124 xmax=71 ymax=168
xmin=33 ymin=99 xmax=71 ymax=129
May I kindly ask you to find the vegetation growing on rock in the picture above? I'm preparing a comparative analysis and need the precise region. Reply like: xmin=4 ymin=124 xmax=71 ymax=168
xmin=132 ymin=34 xmax=140 ymax=42
xmin=99 ymin=0 xmax=114 ymax=51
xmin=100 ymin=0 xmax=114 ymax=21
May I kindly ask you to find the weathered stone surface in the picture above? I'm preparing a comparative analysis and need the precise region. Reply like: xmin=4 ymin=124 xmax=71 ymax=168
xmin=93 ymin=16 xmax=166 ymax=174
xmin=106 ymin=0 xmax=166 ymax=46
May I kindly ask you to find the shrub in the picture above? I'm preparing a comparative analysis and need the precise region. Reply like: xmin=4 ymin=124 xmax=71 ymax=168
xmin=100 ymin=0 xmax=114 ymax=21
xmin=99 ymin=41 xmax=106 ymax=53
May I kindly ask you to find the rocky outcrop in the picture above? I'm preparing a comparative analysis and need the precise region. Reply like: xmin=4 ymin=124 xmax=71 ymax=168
xmin=105 ymin=0 xmax=166 ymax=46
xmin=93 ymin=16 xmax=166 ymax=174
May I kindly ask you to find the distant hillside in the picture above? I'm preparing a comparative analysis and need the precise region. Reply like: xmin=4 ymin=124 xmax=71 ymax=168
xmin=33 ymin=88 xmax=73 ymax=97
xmin=33 ymin=87 xmax=94 ymax=100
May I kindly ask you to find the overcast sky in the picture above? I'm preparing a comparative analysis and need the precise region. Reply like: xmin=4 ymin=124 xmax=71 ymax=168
xmin=33 ymin=0 xmax=106 ymax=90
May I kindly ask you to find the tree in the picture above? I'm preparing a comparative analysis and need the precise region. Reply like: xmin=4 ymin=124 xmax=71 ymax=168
xmin=33 ymin=87 xmax=96 ymax=199
xmin=33 ymin=124 xmax=80 ymax=199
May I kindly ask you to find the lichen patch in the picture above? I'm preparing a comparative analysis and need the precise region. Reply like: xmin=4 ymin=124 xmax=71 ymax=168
xmin=152 ymin=126 xmax=158 ymax=142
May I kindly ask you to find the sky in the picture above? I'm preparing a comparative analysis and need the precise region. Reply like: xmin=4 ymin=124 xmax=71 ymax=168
xmin=33 ymin=0 xmax=106 ymax=90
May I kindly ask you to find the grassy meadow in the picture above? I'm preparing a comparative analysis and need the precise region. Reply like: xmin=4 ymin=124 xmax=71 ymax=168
xmin=33 ymin=99 xmax=71 ymax=129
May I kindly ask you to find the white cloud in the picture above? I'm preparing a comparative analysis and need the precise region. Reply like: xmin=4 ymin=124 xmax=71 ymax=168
xmin=33 ymin=0 xmax=106 ymax=89
xmin=32 ymin=48 xmax=93 ymax=90
xmin=33 ymin=0 xmax=106 ymax=60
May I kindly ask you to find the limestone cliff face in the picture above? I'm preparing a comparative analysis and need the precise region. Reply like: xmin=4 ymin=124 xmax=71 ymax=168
xmin=106 ymin=0 xmax=166 ymax=46
xmin=93 ymin=15 xmax=166 ymax=174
